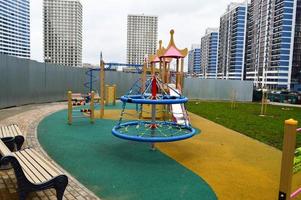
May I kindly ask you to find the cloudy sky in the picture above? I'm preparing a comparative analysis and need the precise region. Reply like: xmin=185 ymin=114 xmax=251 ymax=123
xmin=31 ymin=0 xmax=245 ymax=65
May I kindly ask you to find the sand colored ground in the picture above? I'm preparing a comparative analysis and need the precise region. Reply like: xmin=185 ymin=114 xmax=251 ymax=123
xmin=99 ymin=109 xmax=301 ymax=200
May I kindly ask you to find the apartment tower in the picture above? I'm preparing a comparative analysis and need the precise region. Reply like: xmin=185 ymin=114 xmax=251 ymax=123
xmin=218 ymin=2 xmax=248 ymax=80
xmin=0 ymin=0 xmax=30 ymax=59
xmin=127 ymin=14 xmax=158 ymax=65
xmin=43 ymin=0 xmax=83 ymax=67
xmin=201 ymin=28 xmax=219 ymax=79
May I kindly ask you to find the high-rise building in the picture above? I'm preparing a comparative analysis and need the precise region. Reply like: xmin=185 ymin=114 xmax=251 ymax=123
xmin=291 ymin=0 xmax=301 ymax=91
xmin=246 ymin=0 xmax=300 ymax=90
xmin=43 ymin=0 xmax=83 ymax=67
xmin=188 ymin=44 xmax=201 ymax=74
xmin=127 ymin=14 xmax=158 ymax=65
xmin=201 ymin=28 xmax=219 ymax=79
xmin=218 ymin=2 xmax=248 ymax=80
xmin=0 ymin=0 xmax=30 ymax=59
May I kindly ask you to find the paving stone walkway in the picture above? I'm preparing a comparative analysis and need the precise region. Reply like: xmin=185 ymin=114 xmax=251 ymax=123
xmin=0 ymin=103 xmax=101 ymax=200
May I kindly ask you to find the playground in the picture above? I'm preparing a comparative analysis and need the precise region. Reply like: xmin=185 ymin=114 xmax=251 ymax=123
xmin=0 ymin=30 xmax=301 ymax=200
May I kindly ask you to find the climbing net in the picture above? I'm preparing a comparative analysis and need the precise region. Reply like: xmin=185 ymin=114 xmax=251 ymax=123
xmin=111 ymin=75 xmax=196 ymax=143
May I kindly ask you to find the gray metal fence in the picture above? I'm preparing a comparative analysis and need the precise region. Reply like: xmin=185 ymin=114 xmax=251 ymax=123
xmin=183 ymin=78 xmax=253 ymax=101
xmin=0 ymin=54 xmax=253 ymax=109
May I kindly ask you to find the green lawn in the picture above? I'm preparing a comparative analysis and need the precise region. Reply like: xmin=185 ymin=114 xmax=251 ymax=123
xmin=186 ymin=101 xmax=301 ymax=150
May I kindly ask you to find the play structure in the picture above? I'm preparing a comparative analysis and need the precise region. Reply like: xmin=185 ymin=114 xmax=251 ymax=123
xmin=112 ymin=30 xmax=195 ymax=148
xmin=67 ymin=91 xmax=95 ymax=124
xmin=67 ymin=54 xmax=118 ymax=123
xmin=278 ymin=119 xmax=301 ymax=200
xmin=84 ymin=62 xmax=142 ymax=93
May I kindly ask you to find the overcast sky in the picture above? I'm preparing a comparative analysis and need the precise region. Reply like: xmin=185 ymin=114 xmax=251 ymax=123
xmin=30 ymin=0 xmax=245 ymax=65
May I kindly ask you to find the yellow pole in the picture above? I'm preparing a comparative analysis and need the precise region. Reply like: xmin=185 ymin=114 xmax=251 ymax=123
xmin=141 ymin=62 xmax=147 ymax=92
xmin=163 ymin=59 xmax=166 ymax=83
xmin=100 ymin=59 xmax=105 ymax=118
xmin=279 ymin=119 xmax=298 ymax=200
xmin=162 ymin=59 xmax=166 ymax=84
xmin=90 ymin=91 xmax=95 ymax=123
xmin=260 ymin=90 xmax=265 ymax=116
xmin=264 ymin=92 xmax=268 ymax=115
xmin=67 ymin=91 xmax=72 ymax=125
xmin=180 ymin=58 xmax=184 ymax=90
xmin=105 ymin=84 xmax=109 ymax=106
xmin=176 ymin=58 xmax=179 ymax=88
xmin=113 ymin=84 xmax=117 ymax=105
xmin=151 ymin=63 xmax=155 ymax=76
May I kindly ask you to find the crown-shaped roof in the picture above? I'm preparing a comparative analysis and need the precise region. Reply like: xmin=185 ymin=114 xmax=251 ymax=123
xmin=149 ymin=40 xmax=171 ymax=63
xmin=158 ymin=30 xmax=188 ymax=58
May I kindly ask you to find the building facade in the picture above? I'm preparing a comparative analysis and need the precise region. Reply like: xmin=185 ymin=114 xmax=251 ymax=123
xmin=201 ymin=28 xmax=219 ymax=79
xmin=127 ymin=14 xmax=158 ymax=65
xmin=218 ymin=2 xmax=247 ymax=80
xmin=246 ymin=0 xmax=300 ymax=90
xmin=0 ymin=0 xmax=30 ymax=59
xmin=43 ymin=0 xmax=83 ymax=67
xmin=188 ymin=44 xmax=201 ymax=74
xmin=291 ymin=0 xmax=301 ymax=91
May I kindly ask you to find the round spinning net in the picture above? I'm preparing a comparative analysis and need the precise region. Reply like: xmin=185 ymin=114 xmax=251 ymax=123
xmin=112 ymin=121 xmax=195 ymax=142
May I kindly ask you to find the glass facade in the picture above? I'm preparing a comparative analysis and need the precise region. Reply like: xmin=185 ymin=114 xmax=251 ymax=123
xmin=218 ymin=3 xmax=247 ymax=80
xmin=0 ymin=0 xmax=30 ymax=59
xmin=246 ymin=0 xmax=300 ymax=90
xmin=201 ymin=29 xmax=219 ymax=79
xmin=188 ymin=46 xmax=201 ymax=74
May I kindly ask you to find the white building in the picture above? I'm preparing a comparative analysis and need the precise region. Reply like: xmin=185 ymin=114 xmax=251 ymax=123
xmin=0 ymin=0 xmax=30 ymax=59
xmin=43 ymin=0 xmax=83 ymax=67
xmin=127 ymin=14 xmax=158 ymax=65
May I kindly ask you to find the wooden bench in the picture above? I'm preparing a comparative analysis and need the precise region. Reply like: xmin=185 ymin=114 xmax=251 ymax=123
xmin=0 ymin=140 xmax=68 ymax=200
xmin=0 ymin=124 xmax=25 ymax=150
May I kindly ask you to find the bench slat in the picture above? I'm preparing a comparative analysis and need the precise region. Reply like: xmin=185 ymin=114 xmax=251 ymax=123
xmin=25 ymin=149 xmax=61 ymax=176
xmin=9 ymin=125 xmax=17 ymax=137
xmin=0 ymin=127 xmax=4 ymax=138
xmin=13 ymin=124 xmax=23 ymax=136
xmin=7 ymin=126 xmax=15 ymax=137
xmin=14 ymin=152 xmax=43 ymax=183
xmin=18 ymin=151 xmax=52 ymax=182
xmin=3 ymin=126 xmax=9 ymax=138
xmin=21 ymin=150 xmax=53 ymax=180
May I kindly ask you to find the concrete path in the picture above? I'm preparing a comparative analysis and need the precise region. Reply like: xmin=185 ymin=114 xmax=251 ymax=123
xmin=0 ymin=103 xmax=100 ymax=200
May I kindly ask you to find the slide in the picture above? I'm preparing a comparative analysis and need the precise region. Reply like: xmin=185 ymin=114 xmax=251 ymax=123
xmin=168 ymin=84 xmax=189 ymax=126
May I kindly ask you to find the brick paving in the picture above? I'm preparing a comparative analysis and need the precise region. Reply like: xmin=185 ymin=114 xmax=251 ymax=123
xmin=0 ymin=103 xmax=101 ymax=200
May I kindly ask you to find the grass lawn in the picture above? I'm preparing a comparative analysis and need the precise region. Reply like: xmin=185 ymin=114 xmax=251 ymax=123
xmin=186 ymin=101 xmax=301 ymax=150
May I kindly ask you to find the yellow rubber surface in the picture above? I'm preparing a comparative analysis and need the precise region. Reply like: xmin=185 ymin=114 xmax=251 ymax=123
xmin=100 ymin=109 xmax=301 ymax=200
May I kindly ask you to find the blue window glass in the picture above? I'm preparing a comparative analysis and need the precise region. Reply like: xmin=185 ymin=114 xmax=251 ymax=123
xmin=283 ymin=8 xmax=294 ymax=14
xmin=281 ymin=31 xmax=292 ymax=37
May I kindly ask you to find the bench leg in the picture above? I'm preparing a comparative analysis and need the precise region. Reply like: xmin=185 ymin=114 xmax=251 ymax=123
xmin=54 ymin=175 xmax=68 ymax=200
xmin=15 ymin=136 xmax=25 ymax=150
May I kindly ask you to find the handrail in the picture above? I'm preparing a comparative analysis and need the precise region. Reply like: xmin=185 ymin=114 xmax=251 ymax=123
xmin=291 ymin=188 xmax=301 ymax=199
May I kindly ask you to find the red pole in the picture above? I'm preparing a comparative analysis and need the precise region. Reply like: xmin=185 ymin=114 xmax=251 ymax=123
xmin=151 ymin=76 xmax=157 ymax=99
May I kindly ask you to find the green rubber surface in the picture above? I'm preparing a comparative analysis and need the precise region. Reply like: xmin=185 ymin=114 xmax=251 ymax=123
xmin=38 ymin=109 xmax=217 ymax=200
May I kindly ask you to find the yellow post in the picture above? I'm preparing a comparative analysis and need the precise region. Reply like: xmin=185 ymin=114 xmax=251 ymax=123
xmin=67 ymin=91 xmax=72 ymax=125
xmin=100 ymin=59 xmax=105 ymax=118
xmin=260 ymin=90 xmax=265 ymax=116
xmin=141 ymin=62 xmax=147 ymax=92
xmin=105 ymin=84 xmax=109 ymax=106
xmin=264 ymin=92 xmax=268 ymax=114
xmin=180 ymin=58 xmax=184 ymax=90
xmin=278 ymin=119 xmax=298 ymax=200
xmin=90 ymin=91 xmax=95 ymax=123
xmin=176 ymin=58 xmax=180 ymax=89
xmin=113 ymin=84 xmax=116 ymax=105
xmin=162 ymin=59 xmax=166 ymax=84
